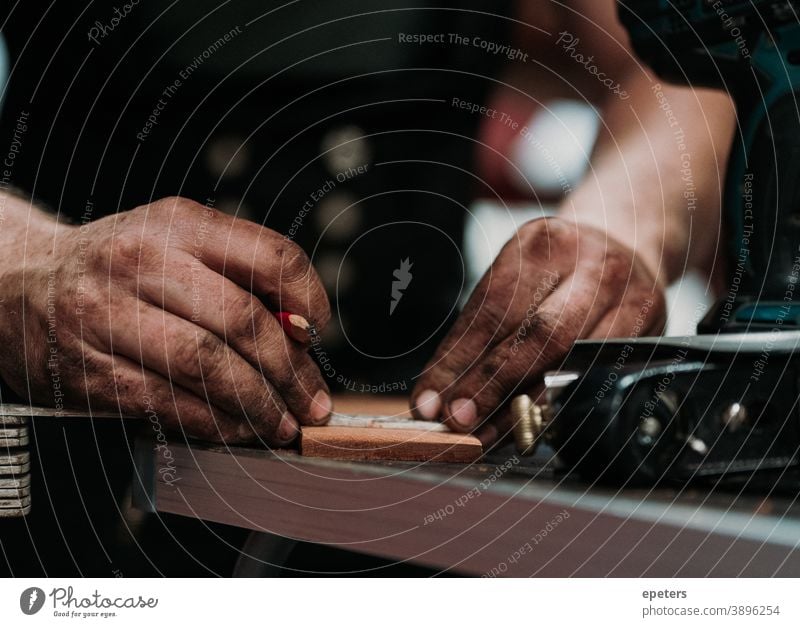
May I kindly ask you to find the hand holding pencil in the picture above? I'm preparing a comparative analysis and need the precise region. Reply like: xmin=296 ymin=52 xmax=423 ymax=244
xmin=0 ymin=196 xmax=333 ymax=448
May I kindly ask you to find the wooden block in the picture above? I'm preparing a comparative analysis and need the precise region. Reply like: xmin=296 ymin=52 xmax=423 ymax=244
xmin=301 ymin=425 xmax=482 ymax=463
xmin=332 ymin=395 xmax=412 ymax=417
xmin=0 ymin=475 xmax=29 ymax=489
xmin=0 ymin=485 xmax=30 ymax=499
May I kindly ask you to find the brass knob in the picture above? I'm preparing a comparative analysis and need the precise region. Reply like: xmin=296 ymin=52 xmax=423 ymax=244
xmin=511 ymin=395 xmax=548 ymax=456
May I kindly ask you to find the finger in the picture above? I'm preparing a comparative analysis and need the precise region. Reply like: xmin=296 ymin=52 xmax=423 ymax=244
xmin=106 ymin=300 xmax=298 ymax=444
xmin=153 ymin=197 xmax=331 ymax=330
xmin=474 ymin=406 xmax=518 ymax=451
xmin=474 ymin=422 xmax=499 ymax=449
xmin=411 ymin=221 xmax=569 ymax=419
xmin=439 ymin=271 xmax=617 ymax=433
xmin=82 ymin=351 xmax=254 ymax=445
xmin=139 ymin=260 xmax=332 ymax=425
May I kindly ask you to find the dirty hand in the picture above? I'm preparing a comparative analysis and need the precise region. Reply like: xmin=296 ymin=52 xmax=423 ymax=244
xmin=0 ymin=196 xmax=332 ymax=445
xmin=410 ymin=217 xmax=666 ymax=444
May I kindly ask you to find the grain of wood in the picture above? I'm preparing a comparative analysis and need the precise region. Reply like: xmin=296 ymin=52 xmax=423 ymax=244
xmin=301 ymin=425 xmax=481 ymax=463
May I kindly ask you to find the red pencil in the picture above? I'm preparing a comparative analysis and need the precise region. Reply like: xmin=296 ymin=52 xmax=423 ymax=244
xmin=273 ymin=311 xmax=317 ymax=344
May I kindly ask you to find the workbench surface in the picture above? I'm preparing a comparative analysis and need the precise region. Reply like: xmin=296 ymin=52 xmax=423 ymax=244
xmin=132 ymin=436 xmax=800 ymax=576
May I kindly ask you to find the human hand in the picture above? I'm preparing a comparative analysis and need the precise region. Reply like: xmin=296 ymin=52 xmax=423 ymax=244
xmin=0 ymin=196 xmax=332 ymax=445
xmin=410 ymin=217 xmax=666 ymax=444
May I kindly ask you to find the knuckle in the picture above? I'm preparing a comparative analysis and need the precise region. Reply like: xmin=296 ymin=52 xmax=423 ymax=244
xmin=287 ymin=359 xmax=324 ymax=396
xmin=600 ymin=247 xmax=633 ymax=284
xmin=152 ymin=196 xmax=218 ymax=247
xmin=257 ymin=385 xmax=284 ymax=421
xmin=172 ymin=331 xmax=222 ymax=383
xmin=154 ymin=195 xmax=205 ymax=217
xmin=110 ymin=231 xmax=164 ymax=277
xmin=223 ymin=291 xmax=260 ymax=340
xmin=310 ymin=284 xmax=332 ymax=328
xmin=73 ymin=280 xmax=106 ymax=325
xmin=529 ymin=309 xmax=560 ymax=340
xmin=511 ymin=309 xmax=560 ymax=352
xmin=264 ymin=359 xmax=299 ymax=395
xmin=519 ymin=216 xmax=571 ymax=250
xmin=112 ymin=232 xmax=146 ymax=269
xmin=276 ymin=241 xmax=311 ymax=283
xmin=475 ymin=299 xmax=510 ymax=335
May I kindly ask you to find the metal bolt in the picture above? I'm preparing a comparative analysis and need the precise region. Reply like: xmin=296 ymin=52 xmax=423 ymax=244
xmin=511 ymin=395 xmax=548 ymax=456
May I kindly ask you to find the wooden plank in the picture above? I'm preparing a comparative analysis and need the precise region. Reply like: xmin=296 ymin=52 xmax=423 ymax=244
xmin=301 ymin=425 xmax=482 ymax=463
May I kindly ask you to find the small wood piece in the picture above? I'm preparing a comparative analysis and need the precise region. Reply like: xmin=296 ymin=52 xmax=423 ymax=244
xmin=0 ymin=475 xmax=30 ymax=489
xmin=0 ymin=463 xmax=30 ymax=475
xmin=0 ymin=485 xmax=30 ymax=499
xmin=301 ymin=425 xmax=482 ymax=463
xmin=0 ymin=427 xmax=28 ymax=438
xmin=0 ymin=450 xmax=29 ymax=466
xmin=0 ymin=505 xmax=30 ymax=517
xmin=0 ymin=436 xmax=29 ymax=447
xmin=0 ymin=495 xmax=30 ymax=509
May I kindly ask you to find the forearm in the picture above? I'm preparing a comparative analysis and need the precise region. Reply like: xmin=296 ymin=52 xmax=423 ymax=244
xmin=559 ymin=68 xmax=736 ymax=285
xmin=0 ymin=190 xmax=67 ymax=270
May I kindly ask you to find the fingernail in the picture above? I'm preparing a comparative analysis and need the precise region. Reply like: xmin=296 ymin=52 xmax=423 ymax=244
xmin=310 ymin=390 xmax=332 ymax=423
xmin=415 ymin=389 xmax=441 ymax=420
xmin=277 ymin=412 xmax=300 ymax=443
xmin=449 ymin=398 xmax=478 ymax=428
xmin=237 ymin=423 xmax=256 ymax=441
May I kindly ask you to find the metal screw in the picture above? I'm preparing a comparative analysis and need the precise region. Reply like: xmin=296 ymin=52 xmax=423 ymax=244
xmin=511 ymin=395 xmax=548 ymax=456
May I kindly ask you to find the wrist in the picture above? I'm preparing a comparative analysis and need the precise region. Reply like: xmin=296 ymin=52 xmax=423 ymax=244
xmin=555 ymin=200 xmax=674 ymax=291
xmin=0 ymin=191 xmax=76 ymax=264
